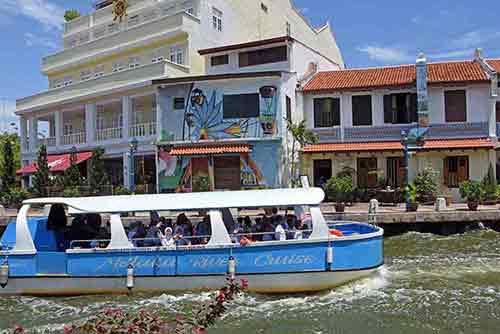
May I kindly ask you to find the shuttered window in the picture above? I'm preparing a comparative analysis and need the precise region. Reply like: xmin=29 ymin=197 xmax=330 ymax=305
xmin=445 ymin=90 xmax=467 ymax=122
xmin=384 ymin=93 xmax=418 ymax=124
xmin=352 ymin=95 xmax=372 ymax=126
xmin=239 ymin=46 xmax=287 ymax=67
xmin=357 ymin=158 xmax=378 ymax=188
xmin=387 ymin=157 xmax=405 ymax=188
xmin=444 ymin=156 xmax=469 ymax=188
xmin=314 ymin=98 xmax=340 ymax=127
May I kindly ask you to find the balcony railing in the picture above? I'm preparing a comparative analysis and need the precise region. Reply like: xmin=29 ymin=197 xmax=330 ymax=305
xmin=62 ymin=132 xmax=86 ymax=146
xmin=130 ymin=122 xmax=157 ymax=137
xmin=96 ymin=127 xmax=123 ymax=141
xmin=40 ymin=137 xmax=56 ymax=147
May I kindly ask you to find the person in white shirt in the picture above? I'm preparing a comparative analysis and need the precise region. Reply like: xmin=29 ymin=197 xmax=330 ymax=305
xmin=159 ymin=227 xmax=175 ymax=247
xmin=274 ymin=223 xmax=286 ymax=241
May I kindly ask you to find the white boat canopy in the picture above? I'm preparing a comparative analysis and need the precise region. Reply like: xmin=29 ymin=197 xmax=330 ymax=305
xmin=23 ymin=188 xmax=325 ymax=214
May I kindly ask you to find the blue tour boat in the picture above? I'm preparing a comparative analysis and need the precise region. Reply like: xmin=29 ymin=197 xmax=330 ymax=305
xmin=0 ymin=187 xmax=383 ymax=296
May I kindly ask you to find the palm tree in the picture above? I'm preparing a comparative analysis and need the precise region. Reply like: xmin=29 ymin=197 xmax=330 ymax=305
xmin=286 ymin=118 xmax=318 ymax=186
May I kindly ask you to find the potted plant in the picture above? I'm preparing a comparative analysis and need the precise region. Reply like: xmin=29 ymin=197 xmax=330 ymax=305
xmin=414 ymin=167 xmax=438 ymax=204
xmin=325 ymin=176 xmax=354 ymax=213
xmin=482 ymin=164 xmax=497 ymax=205
xmin=459 ymin=180 xmax=484 ymax=211
xmin=406 ymin=184 xmax=419 ymax=212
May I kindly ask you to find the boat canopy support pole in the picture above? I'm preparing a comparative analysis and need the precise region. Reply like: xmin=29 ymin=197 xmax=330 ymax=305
xmin=107 ymin=215 xmax=133 ymax=249
xmin=13 ymin=205 xmax=36 ymax=254
xmin=207 ymin=210 xmax=232 ymax=246
xmin=309 ymin=206 xmax=330 ymax=239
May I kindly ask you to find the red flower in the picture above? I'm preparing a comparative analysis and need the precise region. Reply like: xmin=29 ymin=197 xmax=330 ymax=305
xmin=13 ymin=325 xmax=25 ymax=334
xmin=63 ymin=324 xmax=75 ymax=334
xmin=217 ymin=291 xmax=226 ymax=303
xmin=194 ymin=326 xmax=206 ymax=334
xmin=240 ymin=279 xmax=249 ymax=290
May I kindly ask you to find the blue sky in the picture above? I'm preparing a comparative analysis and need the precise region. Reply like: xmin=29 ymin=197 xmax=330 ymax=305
xmin=0 ymin=0 xmax=499 ymax=131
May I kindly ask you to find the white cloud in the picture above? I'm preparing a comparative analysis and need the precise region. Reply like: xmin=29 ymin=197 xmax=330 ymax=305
xmin=24 ymin=32 xmax=58 ymax=49
xmin=452 ymin=30 xmax=500 ymax=49
xmin=0 ymin=0 xmax=64 ymax=31
xmin=357 ymin=46 xmax=411 ymax=63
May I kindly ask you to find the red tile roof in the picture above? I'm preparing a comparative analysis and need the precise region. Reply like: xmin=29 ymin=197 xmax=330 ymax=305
xmin=487 ymin=59 xmax=500 ymax=72
xmin=302 ymin=138 xmax=494 ymax=153
xmin=16 ymin=152 xmax=93 ymax=175
xmin=198 ymin=36 xmax=293 ymax=55
xmin=303 ymin=61 xmax=490 ymax=93
xmin=170 ymin=144 xmax=251 ymax=156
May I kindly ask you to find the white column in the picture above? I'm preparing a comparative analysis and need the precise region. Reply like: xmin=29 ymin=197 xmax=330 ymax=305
xmin=488 ymin=98 xmax=497 ymax=139
xmin=85 ymin=103 xmax=96 ymax=145
xmin=155 ymin=90 xmax=163 ymax=141
xmin=19 ymin=116 xmax=28 ymax=153
xmin=122 ymin=96 xmax=132 ymax=140
xmin=28 ymin=117 xmax=38 ymax=152
xmin=55 ymin=111 xmax=63 ymax=147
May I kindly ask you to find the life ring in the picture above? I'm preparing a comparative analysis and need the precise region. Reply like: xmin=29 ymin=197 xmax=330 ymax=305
xmin=329 ymin=229 xmax=344 ymax=237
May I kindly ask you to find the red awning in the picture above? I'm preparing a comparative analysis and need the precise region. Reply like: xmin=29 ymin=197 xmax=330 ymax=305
xmin=16 ymin=152 xmax=93 ymax=175
xmin=170 ymin=144 xmax=251 ymax=156
xmin=302 ymin=138 xmax=495 ymax=154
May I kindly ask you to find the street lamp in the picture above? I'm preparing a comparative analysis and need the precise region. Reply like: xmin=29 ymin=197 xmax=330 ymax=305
xmin=401 ymin=130 xmax=410 ymax=208
xmin=129 ymin=137 xmax=139 ymax=192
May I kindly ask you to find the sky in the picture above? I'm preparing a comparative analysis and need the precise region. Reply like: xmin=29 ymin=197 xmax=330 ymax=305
xmin=0 ymin=0 xmax=499 ymax=132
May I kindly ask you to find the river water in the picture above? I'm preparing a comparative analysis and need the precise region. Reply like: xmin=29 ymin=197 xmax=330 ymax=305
xmin=0 ymin=230 xmax=499 ymax=333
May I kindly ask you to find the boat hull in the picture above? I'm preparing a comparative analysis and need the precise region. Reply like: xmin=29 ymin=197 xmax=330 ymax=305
xmin=0 ymin=267 xmax=381 ymax=296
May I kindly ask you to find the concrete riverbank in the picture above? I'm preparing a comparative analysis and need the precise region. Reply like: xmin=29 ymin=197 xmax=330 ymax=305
xmin=1 ymin=203 xmax=500 ymax=236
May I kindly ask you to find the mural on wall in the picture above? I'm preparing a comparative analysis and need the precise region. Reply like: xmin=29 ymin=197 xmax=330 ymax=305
xmin=157 ymin=85 xmax=281 ymax=192
xmin=184 ymin=86 xmax=278 ymax=141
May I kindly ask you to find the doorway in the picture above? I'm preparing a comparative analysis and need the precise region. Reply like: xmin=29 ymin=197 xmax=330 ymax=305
xmin=214 ymin=156 xmax=241 ymax=190
xmin=313 ymin=159 xmax=332 ymax=187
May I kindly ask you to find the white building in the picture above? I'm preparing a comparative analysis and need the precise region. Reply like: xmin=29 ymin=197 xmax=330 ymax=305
xmin=15 ymin=0 xmax=344 ymax=191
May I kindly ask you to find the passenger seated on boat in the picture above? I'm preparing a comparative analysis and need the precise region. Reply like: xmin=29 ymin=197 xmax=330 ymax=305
xmin=47 ymin=204 xmax=68 ymax=251
xmin=144 ymin=222 xmax=161 ymax=247
xmin=262 ymin=217 xmax=274 ymax=242
xmin=159 ymin=227 xmax=175 ymax=248
xmin=291 ymin=221 xmax=304 ymax=240
xmin=274 ymin=219 xmax=287 ymax=241
xmin=128 ymin=221 xmax=147 ymax=247
xmin=194 ymin=214 xmax=211 ymax=245
xmin=253 ymin=217 xmax=263 ymax=241
xmin=69 ymin=214 xmax=101 ymax=249
xmin=174 ymin=214 xmax=192 ymax=246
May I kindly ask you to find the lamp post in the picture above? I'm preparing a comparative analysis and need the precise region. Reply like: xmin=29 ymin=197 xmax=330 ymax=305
xmin=401 ymin=130 xmax=410 ymax=207
xmin=129 ymin=137 xmax=138 ymax=193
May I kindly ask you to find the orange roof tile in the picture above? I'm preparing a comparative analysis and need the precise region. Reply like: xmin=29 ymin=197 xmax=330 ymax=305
xmin=170 ymin=144 xmax=251 ymax=156
xmin=302 ymin=138 xmax=494 ymax=153
xmin=303 ymin=61 xmax=489 ymax=93
xmin=486 ymin=59 xmax=500 ymax=72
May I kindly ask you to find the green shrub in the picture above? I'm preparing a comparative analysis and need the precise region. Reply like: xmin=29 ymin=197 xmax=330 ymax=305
xmin=407 ymin=183 xmax=418 ymax=204
xmin=325 ymin=176 xmax=354 ymax=203
xmin=414 ymin=167 xmax=438 ymax=203
xmin=114 ymin=186 xmax=133 ymax=196
xmin=459 ymin=181 xmax=484 ymax=202
xmin=62 ymin=187 xmax=81 ymax=198
xmin=193 ymin=176 xmax=210 ymax=192
xmin=482 ymin=164 xmax=497 ymax=201
xmin=1 ymin=187 xmax=29 ymax=208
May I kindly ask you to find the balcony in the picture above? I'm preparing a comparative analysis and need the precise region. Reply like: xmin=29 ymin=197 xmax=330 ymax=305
xmin=62 ymin=132 xmax=86 ymax=146
xmin=17 ymin=60 xmax=188 ymax=113
xmin=96 ymin=127 xmax=123 ymax=142
xmin=43 ymin=10 xmax=199 ymax=74
xmin=40 ymin=137 xmax=56 ymax=147
xmin=130 ymin=122 xmax=157 ymax=138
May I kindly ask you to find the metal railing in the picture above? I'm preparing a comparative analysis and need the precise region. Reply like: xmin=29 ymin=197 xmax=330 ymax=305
xmin=40 ymin=137 xmax=56 ymax=147
xmin=62 ymin=132 xmax=86 ymax=145
xmin=130 ymin=122 xmax=156 ymax=137
xmin=96 ymin=127 xmax=123 ymax=141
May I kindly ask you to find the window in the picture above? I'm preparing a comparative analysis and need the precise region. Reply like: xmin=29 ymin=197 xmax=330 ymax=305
xmin=387 ymin=157 xmax=405 ymax=188
xmin=63 ymin=123 xmax=73 ymax=135
xmin=151 ymin=49 xmax=165 ymax=63
xmin=80 ymin=70 xmax=92 ymax=81
xmin=51 ymin=79 xmax=63 ymax=89
xmin=212 ymin=7 xmax=223 ymax=32
xmin=314 ymin=98 xmax=340 ymax=128
xmin=352 ymin=95 xmax=372 ymax=126
xmin=128 ymin=56 xmax=141 ymax=69
xmin=286 ymin=96 xmax=292 ymax=121
xmin=63 ymin=76 xmax=73 ymax=87
xmin=170 ymin=47 xmax=185 ymax=65
xmin=239 ymin=46 xmax=288 ymax=67
xmin=261 ymin=3 xmax=268 ymax=13
xmin=112 ymin=60 xmax=126 ymax=72
xmin=211 ymin=54 xmax=229 ymax=66
xmin=173 ymin=98 xmax=185 ymax=110
xmin=444 ymin=156 xmax=469 ymax=188
xmin=496 ymin=102 xmax=500 ymax=123
xmin=445 ymin=90 xmax=467 ymax=122
xmin=384 ymin=93 xmax=418 ymax=124
xmin=94 ymin=65 xmax=105 ymax=78
xmin=357 ymin=158 xmax=378 ymax=188
xmin=223 ymin=94 xmax=260 ymax=119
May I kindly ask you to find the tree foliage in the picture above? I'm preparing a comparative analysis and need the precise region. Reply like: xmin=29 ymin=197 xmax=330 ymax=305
xmin=482 ymin=163 xmax=497 ymax=201
xmin=88 ymin=147 xmax=108 ymax=191
xmin=0 ymin=137 xmax=16 ymax=191
xmin=64 ymin=9 xmax=81 ymax=22
xmin=286 ymin=119 xmax=318 ymax=186
xmin=63 ymin=150 xmax=83 ymax=188
xmin=32 ymin=144 xmax=51 ymax=197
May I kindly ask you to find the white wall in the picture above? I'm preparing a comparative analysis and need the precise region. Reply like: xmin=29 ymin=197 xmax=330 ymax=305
xmin=290 ymin=41 xmax=341 ymax=77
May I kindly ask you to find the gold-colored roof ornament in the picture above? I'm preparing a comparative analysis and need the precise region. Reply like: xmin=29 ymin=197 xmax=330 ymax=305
xmin=113 ymin=0 xmax=128 ymax=22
